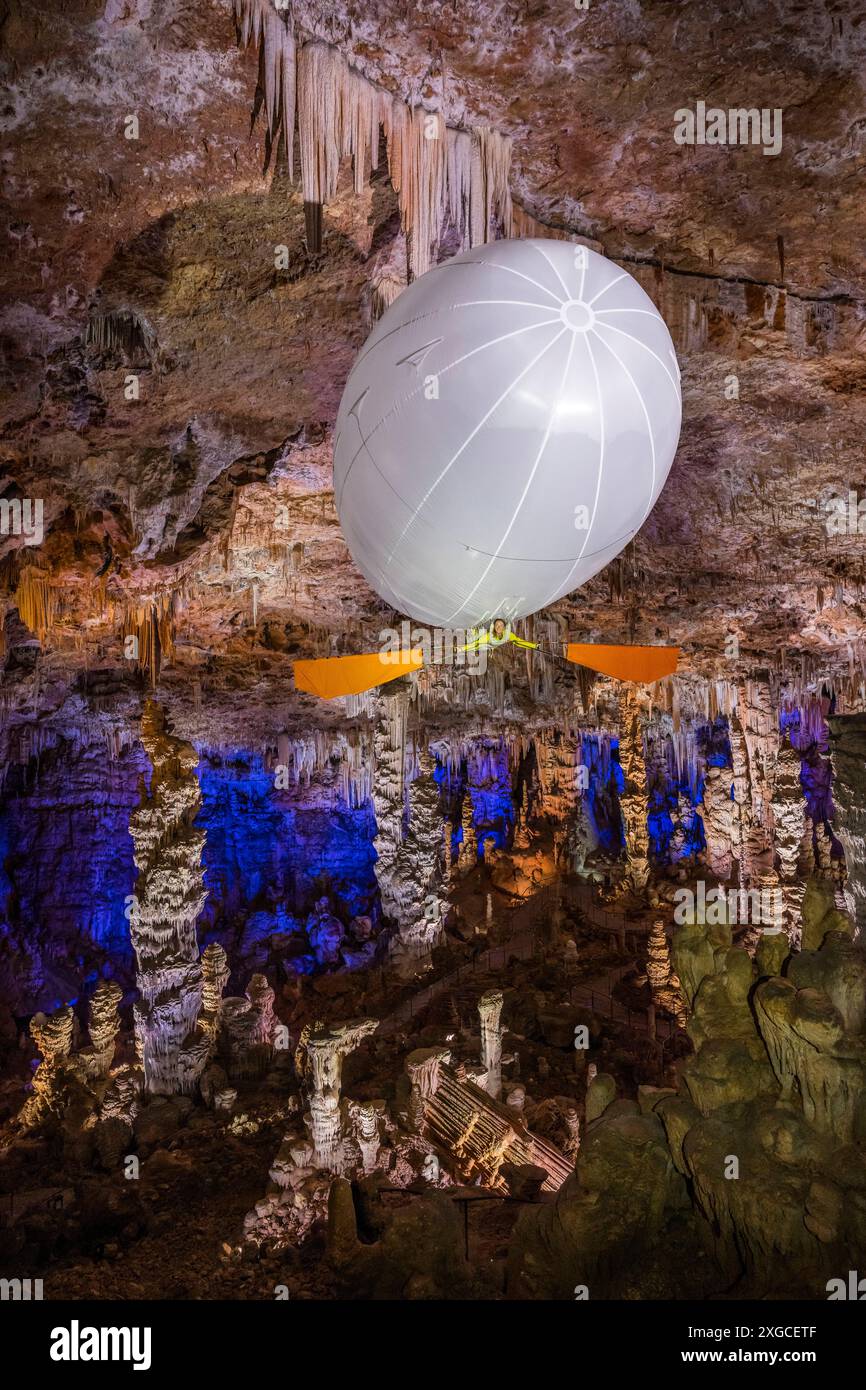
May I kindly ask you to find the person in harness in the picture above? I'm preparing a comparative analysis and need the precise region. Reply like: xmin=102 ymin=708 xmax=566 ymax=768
xmin=460 ymin=618 xmax=538 ymax=652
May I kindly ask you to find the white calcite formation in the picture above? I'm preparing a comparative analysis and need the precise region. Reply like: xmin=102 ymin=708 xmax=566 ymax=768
xmin=771 ymin=736 xmax=807 ymax=945
xmin=618 ymin=690 xmax=651 ymax=897
xmin=304 ymin=1019 xmax=378 ymax=1171
xmin=128 ymin=701 xmax=209 ymax=1096
xmin=478 ymin=990 xmax=504 ymax=1100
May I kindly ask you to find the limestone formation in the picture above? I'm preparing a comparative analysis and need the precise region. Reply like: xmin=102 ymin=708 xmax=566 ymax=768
xmin=80 ymin=980 xmax=123 ymax=1080
xmin=700 ymin=765 xmax=735 ymax=881
xmin=200 ymin=943 xmax=230 ymax=1049
xmin=17 ymin=1006 xmax=75 ymax=1131
xmin=372 ymin=710 xmax=445 ymax=971
xmin=617 ymin=690 xmax=650 ymax=897
xmin=221 ymin=974 xmax=277 ymax=1080
xmin=829 ymin=712 xmax=866 ymax=938
xmin=304 ymin=1019 xmax=378 ymax=1172
xmin=478 ymin=990 xmax=504 ymax=1100
xmin=128 ymin=701 xmax=209 ymax=1095
xmin=772 ymin=736 xmax=807 ymax=944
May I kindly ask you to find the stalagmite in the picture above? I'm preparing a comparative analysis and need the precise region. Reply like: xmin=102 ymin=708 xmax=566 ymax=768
xmin=304 ymin=1019 xmax=378 ymax=1171
xmin=562 ymin=1107 xmax=581 ymax=1160
xmin=478 ymin=989 xmax=504 ymax=1100
xmin=95 ymin=1068 xmax=139 ymax=1169
xmin=128 ymin=701 xmax=209 ymax=1096
xmin=17 ymin=1007 xmax=75 ymax=1131
xmin=618 ymin=689 xmax=651 ymax=897
xmin=221 ymin=975 xmax=277 ymax=1079
xmin=80 ymin=980 xmax=123 ymax=1080
xmin=200 ymin=942 xmax=230 ymax=1049
xmin=347 ymin=1100 xmax=383 ymax=1174
xmin=646 ymin=920 xmax=672 ymax=995
xmin=772 ymin=736 xmax=807 ymax=945
xmin=829 ymin=712 xmax=866 ymax=936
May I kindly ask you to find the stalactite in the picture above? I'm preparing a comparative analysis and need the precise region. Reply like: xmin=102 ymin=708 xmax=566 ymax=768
xmin=233 ymin=1 xmax=513 ymax=275
xmin=121 ymin=593 xmax=175 ymax=686
xmin=234 ymin=0 xmax=296 ymax=176
xmin=14 ymin=566 xmax=55 ymax=643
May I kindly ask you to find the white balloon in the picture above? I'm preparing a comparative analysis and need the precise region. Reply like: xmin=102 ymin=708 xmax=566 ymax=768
xmin=334 ymin=238 xmax=681 ymax=629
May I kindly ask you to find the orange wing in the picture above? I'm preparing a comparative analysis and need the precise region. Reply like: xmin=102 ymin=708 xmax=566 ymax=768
xmin=563 ymin=643 xmax=679 ymax=684
xmin=293 ymin=649 xmax=425 ymax=700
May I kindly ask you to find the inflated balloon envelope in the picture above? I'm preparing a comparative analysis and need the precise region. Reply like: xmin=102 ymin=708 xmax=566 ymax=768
xmin=296 ymin=238 xmax=683 ymax=700
xmin=334 ymin=237 xmax=681 ymax=628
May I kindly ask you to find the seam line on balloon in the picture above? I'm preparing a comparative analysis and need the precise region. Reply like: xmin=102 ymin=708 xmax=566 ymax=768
xmin=445 ymin=327 xmax=574 ymax=623
xmin=587 ymin=271 xmax=629 ymax=307
xmin=542 ymin=329 xmax=606 ymax=607
xmin=592 ymin=318 xmax=681 ymax=398
xmin=593 ymin=330 xmax=658 ymax=534
xmin=335 ymin=317 xmax=560 ymax=510
xmin=529 ymin=241 xmax=571 ymax=300
xmin=382 ymin=323 xmax=569 ymax=564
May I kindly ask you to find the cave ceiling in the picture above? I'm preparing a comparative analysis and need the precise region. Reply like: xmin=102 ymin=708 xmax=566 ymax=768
xmin=2 ymin=0 xmax=865 ymax=750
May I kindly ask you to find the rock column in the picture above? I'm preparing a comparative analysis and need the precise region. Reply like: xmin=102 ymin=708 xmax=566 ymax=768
xmin=618 ymin=689 xmax=650 ymax=896
xmin=305 ymin=1019 xmax=378 ymax=1171
xmin=479 ymin=989 xmax=504 ymax=1099
xmin=128 ymin=700 xmax=209 ymax=1095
